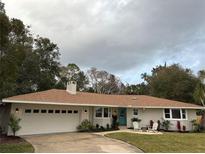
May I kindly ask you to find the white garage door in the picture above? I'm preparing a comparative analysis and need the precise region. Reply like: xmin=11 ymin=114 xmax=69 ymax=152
xmin=13 ymin=104 xmax=81 ymax=135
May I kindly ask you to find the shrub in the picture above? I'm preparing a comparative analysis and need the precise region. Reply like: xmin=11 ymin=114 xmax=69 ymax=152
xmin=131 ymin=118 xmax=141 ymax=122
xmin=191 ymin=119 xmax=201 ymax=132
xmin=0 ymin=126 xmax=3 ymax=134
xmin=77 ymin=120 xmax=93 ymax=132
xmin=8 ymin=114 xmax=21 ymax=136
xmin=100 ymin=126 xmax=105 ymax=130
xmin=162 ymin=120 xmax=172 ymax=131
xmin=112 ymin=121 xmax=119 ymax=130
xmin=182 ymin=125 xmax=186 ymax=132
xmin=196 ymin=109 xmax=205 ymax=116
xmin=96 ymin=124 xmax=99 ymax=129
xmin=106 ymin=124 xmax=110 ymax=129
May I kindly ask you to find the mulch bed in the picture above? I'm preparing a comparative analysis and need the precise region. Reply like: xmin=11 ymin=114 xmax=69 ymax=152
xmin=0 ymin=135 xmax=25 ymax=144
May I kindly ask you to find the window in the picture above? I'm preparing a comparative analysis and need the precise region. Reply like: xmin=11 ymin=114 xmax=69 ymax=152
xmin=48 ymin=110 xmax=53 ymax=113
xmin=62 ymin=110 xmax=66 ymax=114
xmin=133 ymin=109 xmax=138 ymax=116
xmin=164 ymin=109 xmax=187 ymax=120
xmin=95 ymin=107 xmax=111 ymax=118
xmin=25 ymin=109 xmax=31 ymax=113
xmin=55 ymin=110 xmax=60 ymax=114
xmin=33 ymin=109 xmax=39 ymax=113
xmin=95 ymin=107 xmax=102 ymax=117
xmin=68 ymin=110 xmax=72 ymax=114
xmin=74 ymin=110 xmax=78 ymax=114
xmin=108 ymin=108 xmax=111 ymax=117
xmin=164 ymin=109 xmax=171 ymax=118
xmin=172 ymin=109 xmax=181 ymax=119
xmin=41 ymin=109 xmax=47 ymax=113
xmin=104 ymin=108 xmax=108 ymax=117
xmin=182 ymin=109 xmax=186 ymax=119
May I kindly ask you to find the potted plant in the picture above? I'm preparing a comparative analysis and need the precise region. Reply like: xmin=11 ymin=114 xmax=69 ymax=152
xmin=182 ymin=125 xmax=186 ymax=132
xmin=150 ymin=120 xmax=154 ymax=128
xmin=157 ymin=120 xmax=161 ymax=131
xmin=112 ymin=113 xmax=119 ymax=130
xmin=177 ymin=121 xmax=181 ymax=132
xmin=131 ymin=118 xmax=141 ymax=130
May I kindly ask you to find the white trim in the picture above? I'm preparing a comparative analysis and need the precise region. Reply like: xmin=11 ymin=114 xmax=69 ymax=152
xmin=2 ymin=99 xmax=205 ymax=109
xmin=163 ymin=108 xmax=188 ymax=120
xmin=3 ymin=100 xmax=119 ymax=107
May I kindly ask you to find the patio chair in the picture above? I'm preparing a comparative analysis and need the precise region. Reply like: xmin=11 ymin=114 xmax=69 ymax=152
xmin=133 ymin=121 xmax=140 ymax=131
xmin=151 ymin=122 xmax=158 ymax=133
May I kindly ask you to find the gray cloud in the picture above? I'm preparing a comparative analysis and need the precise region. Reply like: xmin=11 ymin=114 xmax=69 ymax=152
xmin=4 ymin=0 xmax=205 ymax=83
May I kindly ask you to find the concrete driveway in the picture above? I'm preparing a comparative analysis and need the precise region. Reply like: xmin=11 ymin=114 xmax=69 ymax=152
xmin=23 ymin=132 xmax=142 ymax=153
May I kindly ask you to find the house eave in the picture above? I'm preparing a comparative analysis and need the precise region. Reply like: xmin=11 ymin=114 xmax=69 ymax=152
xmin=2 ymin=99 xmax=204 ymax=109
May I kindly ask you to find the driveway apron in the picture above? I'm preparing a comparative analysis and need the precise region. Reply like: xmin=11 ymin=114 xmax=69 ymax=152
xmin=23 ymin=132 xmax=143 ymax=153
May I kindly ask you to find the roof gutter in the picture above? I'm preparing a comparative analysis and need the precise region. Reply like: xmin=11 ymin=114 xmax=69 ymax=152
xmin=2 ymin=99 xmax=205 ymax=109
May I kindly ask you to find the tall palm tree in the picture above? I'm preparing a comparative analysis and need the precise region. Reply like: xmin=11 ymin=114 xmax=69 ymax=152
xmin=198 ymin=70 xmax=205 ymax=84
xmin=194 ymin=70 xmax=205 ymax=106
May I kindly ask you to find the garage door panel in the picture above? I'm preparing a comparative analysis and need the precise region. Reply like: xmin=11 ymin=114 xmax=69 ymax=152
xmin=15 ymin=105 xmax=81 ymax=135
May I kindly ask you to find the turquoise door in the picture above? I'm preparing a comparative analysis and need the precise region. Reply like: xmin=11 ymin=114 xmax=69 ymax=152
xmin=118 ymin=108 xmax=127 ymax=126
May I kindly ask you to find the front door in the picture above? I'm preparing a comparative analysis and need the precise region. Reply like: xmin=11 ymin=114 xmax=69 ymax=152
xmin=118 ymin=108 xmax=127 ymax=126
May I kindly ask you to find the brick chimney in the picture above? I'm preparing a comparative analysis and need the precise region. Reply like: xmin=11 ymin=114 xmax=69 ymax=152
xmin=66 ymin=81 xmax=77 ymax=94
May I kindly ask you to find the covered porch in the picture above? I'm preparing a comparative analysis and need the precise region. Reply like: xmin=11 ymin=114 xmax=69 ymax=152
xmin=91 ymin=107 xmax=137 ymax=129
xmin=90 ymin=106 xmax=196 ymax=131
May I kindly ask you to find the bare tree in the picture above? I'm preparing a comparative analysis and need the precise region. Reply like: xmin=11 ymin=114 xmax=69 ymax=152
xmin=87 ymin=67 xmax=124 ymax=94
xmin=57 ymin=63 xmax=88 ymax=91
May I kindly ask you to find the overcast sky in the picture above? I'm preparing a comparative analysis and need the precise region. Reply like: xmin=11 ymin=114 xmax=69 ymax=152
xmin=3 ymin=0 xmax=205 ymax=84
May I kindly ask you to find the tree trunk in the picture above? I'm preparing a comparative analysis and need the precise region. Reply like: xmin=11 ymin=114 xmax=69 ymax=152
xmin=201 ymin=113 xmax=205 ymax=129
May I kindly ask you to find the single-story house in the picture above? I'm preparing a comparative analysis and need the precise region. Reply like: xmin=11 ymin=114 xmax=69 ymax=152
xmin=1 ymin=82 xmax=204 ymax=136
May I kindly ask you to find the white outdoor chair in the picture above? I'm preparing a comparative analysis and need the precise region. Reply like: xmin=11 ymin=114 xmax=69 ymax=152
xmin=151 ymin=122 xmax=158 ymax=132
xmin=133 ymin=121 xmax=140 ymax=131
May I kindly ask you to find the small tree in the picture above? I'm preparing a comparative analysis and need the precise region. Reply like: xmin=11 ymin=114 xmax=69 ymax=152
xmin=8 ymin=114 xmax=21 ymax=136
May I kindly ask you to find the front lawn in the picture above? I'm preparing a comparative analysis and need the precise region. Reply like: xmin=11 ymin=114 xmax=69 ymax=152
xmin=106 ymin=132 xmax=205 ymax=153
xmin=0 ymin=135 xmax=34 ymax=153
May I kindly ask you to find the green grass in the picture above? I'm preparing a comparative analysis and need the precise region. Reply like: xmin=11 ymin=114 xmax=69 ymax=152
xmin=0 ymin=139 xmax=34 ymax=153
xmin=106 ymin=132 xmax=205 ymax=153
